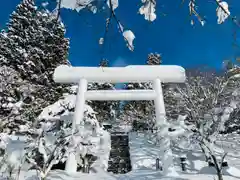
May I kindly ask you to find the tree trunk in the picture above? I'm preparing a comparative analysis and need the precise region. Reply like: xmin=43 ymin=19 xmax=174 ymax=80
xmin=199 ymin=143 xmax=209 ymax=162
xmin=216 ymin=170 xmax=224 ymax=180
xmin=211 ymin=154 xmax=224 ymax=180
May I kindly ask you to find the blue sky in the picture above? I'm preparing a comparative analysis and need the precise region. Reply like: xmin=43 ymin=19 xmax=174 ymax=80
xmin=1 ymin=0 xmax=240 ymax=70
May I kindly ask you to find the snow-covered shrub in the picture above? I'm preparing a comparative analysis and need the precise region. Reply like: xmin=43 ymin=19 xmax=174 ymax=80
xmin=0 ymin=133 xmax=30 ymax=180
xmin=175 ymin=73 xmax=240 ymax=138
xmin=175 ymin=73 xmax=240 ymax=180
xmin=144 ymin=115 xmax=191 ymax=176
xmin=25 ymin=92 xmax=111 ymax=177
xmin=24 ymin=130 xmax=68 ymax=179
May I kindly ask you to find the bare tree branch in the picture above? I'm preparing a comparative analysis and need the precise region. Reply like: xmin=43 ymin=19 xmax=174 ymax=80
xmin=108 ymin=0 xmax=134 ymax=51
xmin=189 ymin=0 xmax=205 ymax=25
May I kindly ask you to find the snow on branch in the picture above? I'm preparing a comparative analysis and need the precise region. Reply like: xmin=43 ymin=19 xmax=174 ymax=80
xmin=216 ymin=0 xmax=230 ymax=24
xmin=123 ymin=30 xmax=135 ymax=51
xmin=139 ymin=0 xmax=157 ymax=22
xmin=60 ymin=0 xmax=96 ymax=13
xmin=57 ymin=0 xmax=239 ymax=51
xmin=99 ymin=0 xmax=135 ymax=51
xmin=176 ymin=73 xmax=240 ymax=146
xmin=107 ymin=0 xmax=118 ymax=11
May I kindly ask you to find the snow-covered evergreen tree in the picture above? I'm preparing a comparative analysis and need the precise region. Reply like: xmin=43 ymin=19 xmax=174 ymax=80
xmin=122 ymin=53 xmax=162 ymax=129
xmin=3 ymin=0 xmax=69 ymax=85
xmin=87 ymin=59 xmax=119 ymax=123
xmin=0 ymin=0 xmax=70 ymax=134
xmin=146 ymin=53 xmax=162 ymax=66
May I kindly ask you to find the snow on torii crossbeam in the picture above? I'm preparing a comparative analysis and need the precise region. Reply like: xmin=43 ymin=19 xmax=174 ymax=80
xmin=53 ymin=65 xmax=186 ymax=173
xmin=54 ymin=65 xmax=185 ymax=83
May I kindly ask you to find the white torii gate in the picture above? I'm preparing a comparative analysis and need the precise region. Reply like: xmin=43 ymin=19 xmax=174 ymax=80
xmin=53 ymin=64 xmax=186 ymax=174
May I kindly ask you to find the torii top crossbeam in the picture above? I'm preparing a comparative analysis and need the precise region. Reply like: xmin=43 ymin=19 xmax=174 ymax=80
xmin=53 ymin=65 xmax=186 ymax=83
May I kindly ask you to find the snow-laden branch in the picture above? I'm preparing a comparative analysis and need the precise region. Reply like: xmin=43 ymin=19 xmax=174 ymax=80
xmin=56 ymin=0 xmax=237 ymax=51
xmin=216 ymin=0 xmax=230 ymax=24
xmin=139 ymin=0 xmax=157 ymax=21
xmin=107 ymin=0 xmax=118 ymax=11
xmin=60 ymin=0 xmax=96 ymax=13
xmin=123 ymin=30 xmax=135 ymax=51
xmin=175 ymin=73 xmax=240 ymax=150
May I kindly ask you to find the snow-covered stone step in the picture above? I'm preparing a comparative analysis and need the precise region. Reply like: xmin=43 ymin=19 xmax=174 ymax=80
xmin=107 ymin=132 xmax=132 ymax=174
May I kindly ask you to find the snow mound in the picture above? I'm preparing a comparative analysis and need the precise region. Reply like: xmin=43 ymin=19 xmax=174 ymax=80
xmin=38 ymin=94 xmax=96 ymax=122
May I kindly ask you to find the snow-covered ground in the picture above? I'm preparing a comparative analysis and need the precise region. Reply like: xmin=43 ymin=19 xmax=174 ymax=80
xmin=1 ymin=132 xmax=240 ymax=180
xmin=16 ymin=169 xmax=240 ymax=180
xmin=215 ymin=133 xmax=240 ymax=169
xmin=128 ymin=132 xmax=240 ymax=180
